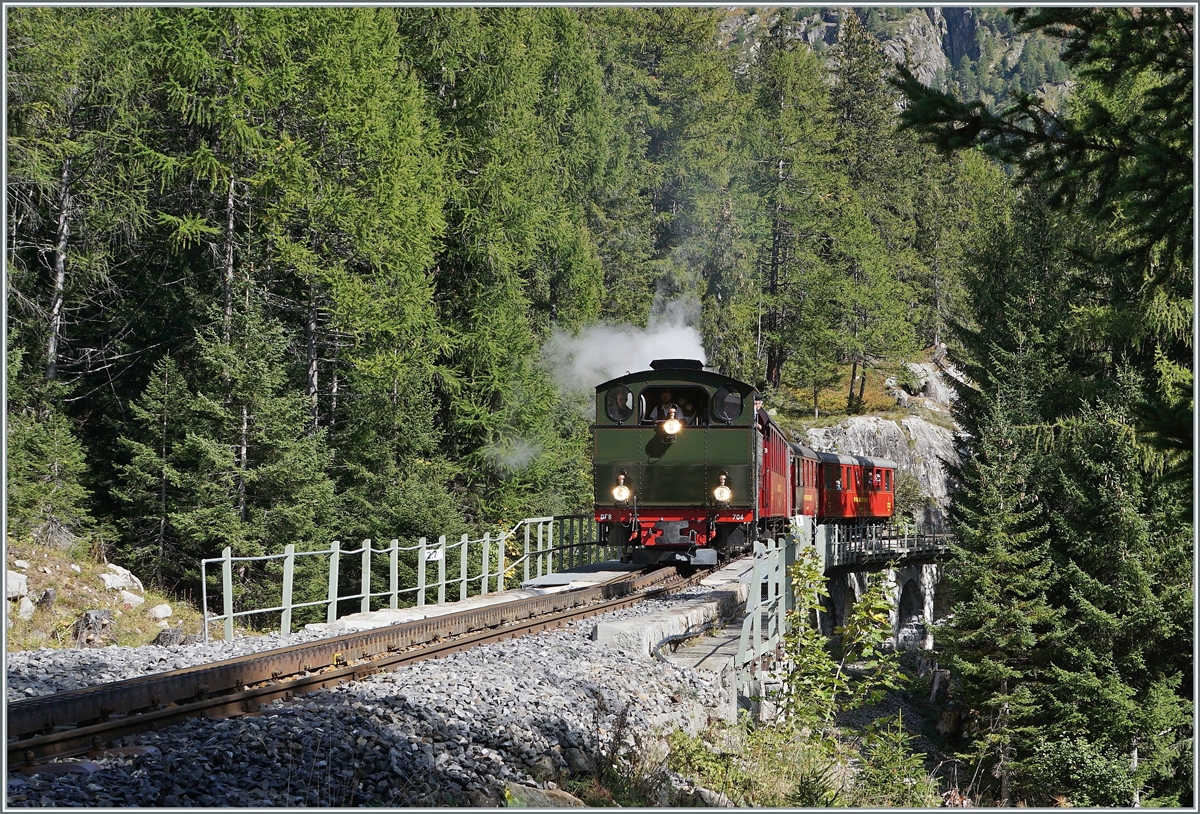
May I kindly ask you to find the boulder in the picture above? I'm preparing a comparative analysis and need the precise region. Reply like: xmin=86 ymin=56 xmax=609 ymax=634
xmin=153 ymin=628 xmax=184 ymax=647
xmin=119 ymin=590 xmax=145 ymax=608
xmin=37 ymin=588 xmax=57 ymax=610
xmin=147 ymin=603 xmax=172 ymax=621
xmin=6 ymin=569 xmax=28 ymax=600
xmin=18 ymin=596 xmax=35 ymax=620
xmin=13 ymin=559 xmax=30 ymax=570
xmin=99 ymin=563 xmax=144 ymax=593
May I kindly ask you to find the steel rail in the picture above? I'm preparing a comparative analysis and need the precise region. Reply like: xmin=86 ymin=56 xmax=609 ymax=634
xmin=8 ymin=564 xmax=710 ymax=767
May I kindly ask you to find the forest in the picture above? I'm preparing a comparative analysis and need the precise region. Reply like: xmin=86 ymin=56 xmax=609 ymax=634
xmin=5 ymin=7 xmax=1193 ymax=806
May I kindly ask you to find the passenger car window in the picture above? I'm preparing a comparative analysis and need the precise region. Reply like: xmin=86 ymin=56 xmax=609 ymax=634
xmin=712 ymin=386 xmax=742 ymax=422
xmin=604 ymin=385 xmax=634 ymax=423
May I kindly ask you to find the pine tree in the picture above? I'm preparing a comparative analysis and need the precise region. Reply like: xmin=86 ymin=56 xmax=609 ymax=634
xmin=941 ymin=350 xmax=1059 ymax=806
xmin=739 ymin=29 xmax=840 ymax=391
xmin=826 ymin=13 xmax=918 ymax=411
xmin=5 ymin=342 xmax=98 ymax=551
xmin=112 ymin=354 xmax=191 ymax=590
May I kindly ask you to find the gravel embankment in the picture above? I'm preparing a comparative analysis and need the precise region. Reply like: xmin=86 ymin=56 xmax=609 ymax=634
xmin=6 ymin=590 xmax=725 ymax=806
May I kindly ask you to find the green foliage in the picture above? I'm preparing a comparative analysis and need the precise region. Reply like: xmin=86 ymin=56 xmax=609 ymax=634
xmin=667 ymin=716 xmax=845 ymax=807
xmin=6 ymin=392 xmax=97 ymax=551
xmin=853 ymin=711 xmax=942 ymax=807
xmin=1021 ymin=737 xmax=1137 ymax=808
xmin=903 ymin=12 xmax=1194 ymax=804
xmin=782 ymin=545 xmax=901 ymax=731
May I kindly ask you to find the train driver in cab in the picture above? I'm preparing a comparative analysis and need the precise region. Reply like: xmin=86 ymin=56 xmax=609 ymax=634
xmin=648 ymin=389 xmax=681 ymax=422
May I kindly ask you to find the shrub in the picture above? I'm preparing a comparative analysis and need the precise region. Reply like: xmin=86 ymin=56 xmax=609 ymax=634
xmin=1020 ymin=736 xmax=1136 ymax=807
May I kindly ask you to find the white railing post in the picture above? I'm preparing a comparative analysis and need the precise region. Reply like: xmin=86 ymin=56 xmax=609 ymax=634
xmin=201 ymin=559 xmax=210 ymax=644
xmin=417 ymin=537 xmax=427 ymax=607
xmin=281 ymin=543 xmax=295 ymax=636
xmin=494 ymin=531 xmax=504 ymax=592
xmin=460 ymin=534 xmax=469 ymax=601
xmin=774 ymin=538 xmax=786 ymax=640
xmin=327 ymin=540 xmax=341 ymax=624
xmin=437 ymin=535 xmax=447 ymax=605
xmin=481 ymin=531 xmax=490 ymax=597
xmin=523 ymin=524 xmax=531 ymax=583
xmin=222 ymin=546 xmax=234 ymax=642
xmin=389 ymin=539 xmax=399 ymax=610
xmin=361 ymin=539 xmax=372 ymax=614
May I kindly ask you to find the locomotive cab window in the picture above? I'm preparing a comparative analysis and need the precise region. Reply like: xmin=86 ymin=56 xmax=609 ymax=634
xmin=711 ymin=385 xmax=743 ymax=423
xmin=640 ymin=387 xmax=710 ymax=425
xmin=604 ymin=385 xmax=634 ymax=423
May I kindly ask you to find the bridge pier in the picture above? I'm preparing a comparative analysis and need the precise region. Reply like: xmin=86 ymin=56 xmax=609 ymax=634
xmin=822 ymin=562 xmax=943 ymax=651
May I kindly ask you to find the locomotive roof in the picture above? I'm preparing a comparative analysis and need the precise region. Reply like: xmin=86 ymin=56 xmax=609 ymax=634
xmin=593 ymin=360 xmax=753 ymax=392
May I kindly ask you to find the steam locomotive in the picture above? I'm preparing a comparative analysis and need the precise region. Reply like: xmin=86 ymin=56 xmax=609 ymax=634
xmin=593 ymin=359 xmax=896 ymax=566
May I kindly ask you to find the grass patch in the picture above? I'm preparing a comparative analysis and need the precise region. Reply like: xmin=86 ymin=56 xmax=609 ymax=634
xmin=6 ymin=539 xmax=206 ymax=651
xmin=667 ymin=714 xmax=853 ymax=806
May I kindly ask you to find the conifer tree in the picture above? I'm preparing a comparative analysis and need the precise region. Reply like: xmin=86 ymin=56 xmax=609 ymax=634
xmin=112 ymin=354 xmax=191 ymax=590
xmin=740 ymin=29 xmax=840 ymax=391
xmin=941 ymin=348 xmax=1059 ymax=806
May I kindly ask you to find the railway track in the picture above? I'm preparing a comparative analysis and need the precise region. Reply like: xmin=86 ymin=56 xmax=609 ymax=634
xmin=8 ymin=563 xmax=715 ymax=769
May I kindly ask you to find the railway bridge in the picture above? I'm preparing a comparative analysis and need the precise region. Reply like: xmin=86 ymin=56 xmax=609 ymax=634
xmin=809 ymin=520 xmax=952 ymax=651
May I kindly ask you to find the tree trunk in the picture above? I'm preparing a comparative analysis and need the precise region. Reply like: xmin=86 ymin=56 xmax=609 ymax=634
xmin=764 ymin=204 xmax=784 ymax=388
xmin=222 ymin=176 xmax=236 ymax=346
xmin=1130 ymin=739 xmax=1139 ymax=807
xmin=237 ymin=403 xmax=248 ymax=522
xmin=306 ymin=290 xmax=319 ymax=432
xmin=46 ymin=158 xmax=73 ymax=381
xmin=998 ymin=677 xmax=1011 ymax=806
xmin=329 ymin=342 xmax=340 ymax=433
xmin=847 ymin=359 xmax=859 ymax=410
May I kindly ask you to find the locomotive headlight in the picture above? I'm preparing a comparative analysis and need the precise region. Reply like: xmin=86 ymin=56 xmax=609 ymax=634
xmin=662 ymin=407 xmax=683 ymax=438
xmin=713 ymin=474 xmax=732 ymax=503
xmin=612 ymin=473 xmax=632 ymax=503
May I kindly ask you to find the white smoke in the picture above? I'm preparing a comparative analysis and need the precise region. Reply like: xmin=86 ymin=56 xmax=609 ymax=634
xmin=481 ymin=437 xmax=543 ymax=474
xmin=540 ymin=297 xmax=707 ymax=416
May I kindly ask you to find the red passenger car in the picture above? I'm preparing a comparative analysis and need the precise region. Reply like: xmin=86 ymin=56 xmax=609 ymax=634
xmin=816 ymin=451 xmax=896 ymax=521
xmin=790 ymin=443 xmax=821 ymax=518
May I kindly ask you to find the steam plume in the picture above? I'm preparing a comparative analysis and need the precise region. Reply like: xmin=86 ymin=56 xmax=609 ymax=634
xmin=540 ymin=297 xmax=707 ymax=416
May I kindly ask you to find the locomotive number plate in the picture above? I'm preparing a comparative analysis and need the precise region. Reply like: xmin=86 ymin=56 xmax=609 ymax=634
xmin=732 ymin=513 xmax=745 ymax=521
xmin=598 ymin=512 xmax=614 ymax=521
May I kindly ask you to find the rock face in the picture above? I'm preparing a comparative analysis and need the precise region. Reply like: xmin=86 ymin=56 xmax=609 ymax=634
xmin=804 ymin=414 xmax=959 ymax=531
xmin=880 ymin=10 xmax=949 ymax=86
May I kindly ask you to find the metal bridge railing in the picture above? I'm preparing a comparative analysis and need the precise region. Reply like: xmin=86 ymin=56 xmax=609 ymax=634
xmin=200 ymin=514 xmax=615 ymax=642
xmin=822 ymin=523 xmax=951 ymax=569
xmin=735 ymin=532 xmax=798 ymax=698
